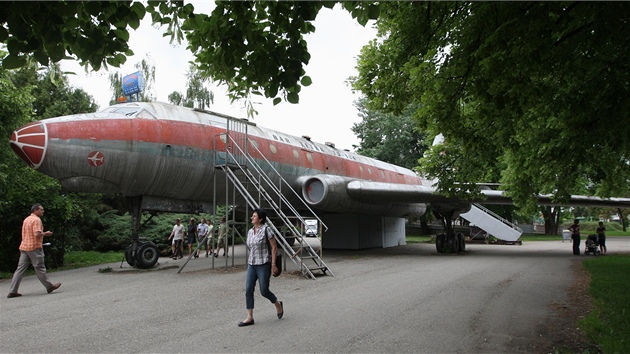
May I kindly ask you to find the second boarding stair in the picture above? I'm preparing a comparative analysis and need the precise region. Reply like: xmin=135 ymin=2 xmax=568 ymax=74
xmin=460 ymin=203 xmax=523 ymax=242
xmin=216 ymin=120 xmax=333 ymax=280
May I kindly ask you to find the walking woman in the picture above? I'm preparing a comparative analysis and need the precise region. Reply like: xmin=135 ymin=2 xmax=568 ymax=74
xmin=238 ymin=208 xmax=284 ymax=327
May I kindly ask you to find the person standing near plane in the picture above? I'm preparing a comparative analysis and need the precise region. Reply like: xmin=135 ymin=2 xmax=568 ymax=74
xmin=196 ymin=218 xmax=208 ymax=258
xmin=7 ymin=203 xmax=61 ymax=298
xmin=168 ymin=218 xmax=185 ymax=259
xmin=596 ymin=221 xmax=607 ymax=255
xmin=215 ymin=216 xmax=229 ymax=257
xmin=205 ymin=219 xmax=214 ymax=257
xmin=186 ymin=218 xmax=197 ymax=257
xmin=238 ymin=208 xmax=283 ymax=327
xmin=569 ymin=219 xmax=581 ymax=255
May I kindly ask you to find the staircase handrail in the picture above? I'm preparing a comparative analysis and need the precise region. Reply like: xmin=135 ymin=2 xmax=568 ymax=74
xmin=223 ymin=132 xmax=328 ymax=232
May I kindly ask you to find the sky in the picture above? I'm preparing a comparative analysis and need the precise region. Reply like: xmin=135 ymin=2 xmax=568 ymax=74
xmin=61 ymin=3 xmax=377 ymax=151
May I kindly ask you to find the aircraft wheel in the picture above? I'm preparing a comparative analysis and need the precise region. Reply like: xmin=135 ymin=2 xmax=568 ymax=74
xmin=436 ymin=234 xmax=446 ymax=253
xmin=135 ymin=242 xmax=159 ymax=269
xmin=125 ymin=244 xmax=136 ymax=267
xmin=457 ymin=232 xmax=466 ymax=253
xmin=449 ymin=235 xmax=460 ymax=253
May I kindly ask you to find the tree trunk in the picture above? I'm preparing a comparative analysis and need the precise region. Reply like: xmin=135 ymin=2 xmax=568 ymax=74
xmin=618 ymin=208 xmax=627 ymax=232
xmin=541 ymin=206 xmax=561 ymax=235
xmin=419 ymin=220 xmax=429 ymax=235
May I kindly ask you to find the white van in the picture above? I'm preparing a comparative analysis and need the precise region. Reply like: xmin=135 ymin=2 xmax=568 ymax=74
xmin=304 ymin=219 xmax=318 ymax=237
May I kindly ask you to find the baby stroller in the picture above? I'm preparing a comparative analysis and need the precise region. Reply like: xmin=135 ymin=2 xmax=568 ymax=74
xmin=584 ymin=234 xmax=600 ymax=256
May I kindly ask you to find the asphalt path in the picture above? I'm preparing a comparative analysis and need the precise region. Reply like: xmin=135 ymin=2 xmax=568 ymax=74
xmin=1 ymin=238 xmax=628 ymax=353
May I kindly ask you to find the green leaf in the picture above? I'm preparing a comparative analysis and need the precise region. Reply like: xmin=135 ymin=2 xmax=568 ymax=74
xmin=114 ymin=29 xmax=130 ymax=42
xmin=130 ymin=2 xmax=146 ymax=20
xmin=84 ymin=1 xmax=102 ymax=16
xmin=367 ymin=4 xmax=380 ymax=20
xmin=273 ymin=97 xmax=282 ymax=105
xmin=6 ymin=38 xmax=20 ymax=55
xmin=33 ymin=49 xmax=50 ymax=66
xmin=287 ymin=91 xmax=299 ymax=104
xmin=300 ymin=75 xmax=312 ymax=87
xmin=128 ymin=14 xmax=140 ymax=30
xmin=2 ymin=54 xmax=27 ymax=69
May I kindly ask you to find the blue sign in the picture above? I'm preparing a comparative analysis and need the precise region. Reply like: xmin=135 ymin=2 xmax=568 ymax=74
xmin=122 ymin=71 xmax=145 ymax=96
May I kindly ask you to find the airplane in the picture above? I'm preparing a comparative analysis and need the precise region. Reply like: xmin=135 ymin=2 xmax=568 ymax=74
xmin=9 ymin=101 xmax=630 ymax=269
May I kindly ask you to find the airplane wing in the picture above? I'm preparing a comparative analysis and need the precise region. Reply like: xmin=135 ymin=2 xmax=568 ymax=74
xmin=302 ymin=176 xmax=630 ymax=212
xmin=479 ymin=190 xmax=630 ymax=209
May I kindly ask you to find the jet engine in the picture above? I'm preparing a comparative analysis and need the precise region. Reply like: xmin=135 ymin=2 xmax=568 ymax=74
xmin=298 ymin=175 xmax=427 ymax=217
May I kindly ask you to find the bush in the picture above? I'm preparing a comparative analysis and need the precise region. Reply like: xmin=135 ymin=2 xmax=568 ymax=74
xmin=90 ymin=211 xmax=225 ymax=254
xmin=560 ymin=221 xmax=622 ymax=234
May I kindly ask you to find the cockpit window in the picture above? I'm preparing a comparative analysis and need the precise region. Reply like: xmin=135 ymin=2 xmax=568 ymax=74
xmin=100 ymin=106 xmax=141 ymax=116
xmin=99 ymin=106 xmax=156 ymax=119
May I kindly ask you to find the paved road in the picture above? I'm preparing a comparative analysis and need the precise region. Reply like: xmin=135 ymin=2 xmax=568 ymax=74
xmin=1 ymin=238 xmax=628 ymax=353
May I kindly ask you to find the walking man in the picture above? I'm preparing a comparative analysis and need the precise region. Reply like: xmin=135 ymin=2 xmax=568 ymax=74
xmin=196 ymin=217 xmax=208 ymax=258
xmin=168 ymin=218 xmax=185 ymax=259
xmin=7 ymin=203 xmax=61 ymax=298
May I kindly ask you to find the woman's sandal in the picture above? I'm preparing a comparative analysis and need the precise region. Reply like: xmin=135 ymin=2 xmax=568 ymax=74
xmin=238 ymin=319 xmax=255 ymax=327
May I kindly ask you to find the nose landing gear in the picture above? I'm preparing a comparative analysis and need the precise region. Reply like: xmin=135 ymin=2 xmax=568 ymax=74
xmin=122 ymin=196 xmax=160 ymax=269
xmin=125 ymin=241 xmax=159 ymax=268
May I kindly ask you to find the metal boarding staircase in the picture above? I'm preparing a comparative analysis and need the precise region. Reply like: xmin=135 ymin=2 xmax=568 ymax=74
xmin=460 ymin=203 xmax=523 ymax=242
xmin=215 ymin=118 xmax=334 ymax=280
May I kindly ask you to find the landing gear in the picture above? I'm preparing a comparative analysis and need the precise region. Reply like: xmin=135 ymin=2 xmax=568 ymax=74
xmin=436 ymin=233 xmax=446 ymax=253
xmin=124 ymin=241 xmax=159 ymax=269
xmin=123 ymin=196 xmax=159 ymax=269
xmin=434 ymin=210 xmax=466 ymax=254
xmin=135 ymin=241 xmax=159 ymax=268
xmin=457 ymin=232 xmax=466 ymax=253
xmin=125 ymin=244 xmax=136 ymax=267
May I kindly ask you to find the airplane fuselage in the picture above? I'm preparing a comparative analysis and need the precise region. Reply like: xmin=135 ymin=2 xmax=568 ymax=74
xmin=10 ymin=102 xmax=429 ymax=217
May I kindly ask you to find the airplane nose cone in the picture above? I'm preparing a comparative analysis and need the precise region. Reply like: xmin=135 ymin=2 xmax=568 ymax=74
xmin=9 ymin=122 xmax=47 ymax=169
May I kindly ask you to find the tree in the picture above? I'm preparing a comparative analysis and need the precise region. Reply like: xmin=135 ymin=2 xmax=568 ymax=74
xmin=180 ymin=1 xmax=379 ymax=105
xmin=351 ymin=98 xmax=440 ymax=233
xmin=184 ymin=65 xmax=214 ymax=110
xmin=168 ymin=64 xmax=214 ymax=109
xmin=2 ymin=1 xmax=377 ymax=105
xmin=2 ymin=2 xmax=138 ymax=69
xmin=0 ymin=1 xmax=193 ymax=70
xmin=168 ymin=91 xmax=185 ymax=107
xmin=541 ymin=206 xmax=562 ymax=236
xmin=11 ymin=63 xmax=98 ymax=117
xmin=617 ymin=208 xmax=628 ymax=232
xmin=351 ymin=2 xmax=630 ymax=213
xmin=351 ymin=98 xmax=427 ymax=170
xmin=0 ymin=61 xmax=100 ymax=272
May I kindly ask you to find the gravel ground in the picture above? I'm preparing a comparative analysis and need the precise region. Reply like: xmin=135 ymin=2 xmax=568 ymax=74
xmin=1 ymin=238 xmax=627 ymax=353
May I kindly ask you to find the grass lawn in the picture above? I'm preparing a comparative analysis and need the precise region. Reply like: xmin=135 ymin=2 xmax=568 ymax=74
xmin=580 ymin=254 xmax=630 ymax=353
xmin=0 ymin=251 xmax=124 ymax=279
